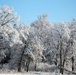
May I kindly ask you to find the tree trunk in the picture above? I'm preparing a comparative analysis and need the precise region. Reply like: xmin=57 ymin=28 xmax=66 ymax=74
xmin=26 ymin=62 xmax=30 ymax=72
xmin=34 ymin=61 xmax=38 ymax=71
xmin=34 ymin=63 xmax=37 ymax=71
xmin=18 ymin=45 xmax=26 ymax=72
xmin=18 ymin=49 xmax=24 ymax=72
xmin=71 ymin=56 xmax=74 ymax=71
xmin=60 ymin=49 xmax=63 ymax=74
xmin=55 ymin=54 xmax=58 ymax=66
xmin=54 ymin=60 xmax=57 ymax=65
xmin=60 ymin=42 xmax=64 ymax=74
xmin=62 ymin=58 xmax=66 ymax=74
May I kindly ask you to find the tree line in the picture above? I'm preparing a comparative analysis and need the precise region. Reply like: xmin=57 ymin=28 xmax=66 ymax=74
xmin=0 ymin=5 xmax=76 ymax=74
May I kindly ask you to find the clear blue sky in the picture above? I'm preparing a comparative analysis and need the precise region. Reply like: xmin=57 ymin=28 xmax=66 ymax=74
xmin=0 ymin=0 xmax=76 ymax=24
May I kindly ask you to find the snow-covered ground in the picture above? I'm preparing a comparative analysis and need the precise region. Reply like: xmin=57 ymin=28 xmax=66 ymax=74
xmin=0 ymin=63 xmax=74 ymax=75
xmin=0 ymin=72 xmax=61 ymax=75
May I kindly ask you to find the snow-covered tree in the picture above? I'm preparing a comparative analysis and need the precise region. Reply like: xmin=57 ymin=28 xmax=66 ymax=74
xmin=21 ymin=26 xmax=44 ymax=71
xmin=31 ymin=15 xmax=53 ymax=63
xmin=51 ymin=23 xmax=70 ymax=74
xmin=17 ymin=25 xmax=30 ymax=72
xmin=0 ymin=5 xmax=19 ymax=26
xmin=1 ymin=5 xmax=76 ymax=74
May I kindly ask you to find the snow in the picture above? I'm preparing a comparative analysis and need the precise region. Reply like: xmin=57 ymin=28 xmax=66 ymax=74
xmin=0 ymin=5 xmax=76 ymax=75
xmin=0 ymin=72 xmax=61 ymax=75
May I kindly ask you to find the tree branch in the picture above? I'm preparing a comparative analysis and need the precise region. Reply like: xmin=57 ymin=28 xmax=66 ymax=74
xmin=1 ymin=17 xmax=14 ymax=26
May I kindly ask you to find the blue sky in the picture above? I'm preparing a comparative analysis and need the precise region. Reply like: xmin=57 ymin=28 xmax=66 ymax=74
xmin=0 ymin=0 xmax=76 ymax=24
